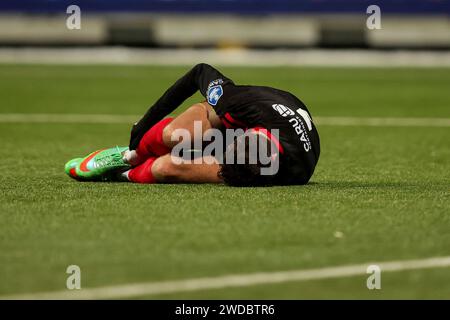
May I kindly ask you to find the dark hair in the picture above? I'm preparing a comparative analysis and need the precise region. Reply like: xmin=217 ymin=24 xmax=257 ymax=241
xmin=218 ymin=132 xmax=280 ymax=187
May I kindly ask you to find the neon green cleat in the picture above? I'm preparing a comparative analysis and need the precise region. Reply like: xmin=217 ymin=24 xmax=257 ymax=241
xmin=65 ymin=157 xmax=83 ymax=180
xmin=75 ymin=146 xmax=130 ymax=181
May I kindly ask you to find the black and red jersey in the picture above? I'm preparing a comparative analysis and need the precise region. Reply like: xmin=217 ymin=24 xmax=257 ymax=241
xmin=130 ymin=63 xmax=320 ymax=184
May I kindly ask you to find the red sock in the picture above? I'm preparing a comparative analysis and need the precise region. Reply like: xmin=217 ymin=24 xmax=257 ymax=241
xmin=136 ymin=117 xmax=174 ymax=158
xmin=128 ymin=157 xmax=157 ymax=184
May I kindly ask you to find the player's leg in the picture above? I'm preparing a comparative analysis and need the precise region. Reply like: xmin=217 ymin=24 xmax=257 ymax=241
xmin=126 ymin=154 xmax=222 ymax=184
xmin=69 ymin=102 xmax=221 ymax=182
xmin=126 ymin=102 xmax=220 ymax=166
xmin=153 ymin=154 xmax=222 ymax=183
xmin=162 ymin=102 xmax=217 ymax=149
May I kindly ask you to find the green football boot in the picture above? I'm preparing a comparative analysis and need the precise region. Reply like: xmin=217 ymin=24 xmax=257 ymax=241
xmin=64 ymin=157 xmax=83 ymax=180
xmin=75 ymin=146 xmax=130 ymax=181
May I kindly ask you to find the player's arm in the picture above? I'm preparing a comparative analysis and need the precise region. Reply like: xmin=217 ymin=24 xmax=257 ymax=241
xmin=129 ymin=63 xmax=233 ymax=150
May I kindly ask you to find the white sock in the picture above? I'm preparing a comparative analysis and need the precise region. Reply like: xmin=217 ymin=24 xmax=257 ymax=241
xmin=120 ymin=170 xmax=131 ymax=181
xmin=123 ymin=150 xmax=142 ymax=166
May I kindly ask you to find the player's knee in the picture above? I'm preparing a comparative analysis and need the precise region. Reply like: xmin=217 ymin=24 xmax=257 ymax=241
xmin=151 ymin=157 xmax=179 ymax=182
xmin=162 ymin=124 xmax=175 ymax=146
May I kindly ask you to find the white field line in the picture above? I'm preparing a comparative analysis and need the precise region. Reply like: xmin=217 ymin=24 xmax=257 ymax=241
xmin=0 ymin=113 xmax=449 ymax=127
xmin=315 ymin=116 xmax=450 ymax=127
xmin=0 ymin=113 xmax=139 ymax=124
xmin=1 ymin=48 xmax=450 ymax=67
xmin=2 ymin=256 xmax=450 ymax=300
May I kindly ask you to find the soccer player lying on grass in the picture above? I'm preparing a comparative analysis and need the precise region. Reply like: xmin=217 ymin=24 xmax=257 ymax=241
xmin=65 ymin=64 xmax=320 ymax=186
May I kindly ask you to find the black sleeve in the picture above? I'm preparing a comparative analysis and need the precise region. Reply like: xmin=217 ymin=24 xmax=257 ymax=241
xmin=129 ymin=63 xmax=233 ymax=150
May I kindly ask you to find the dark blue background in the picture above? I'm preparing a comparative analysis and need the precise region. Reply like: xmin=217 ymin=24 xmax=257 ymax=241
xmin=0 ymin=0 xmax=448 ymax=14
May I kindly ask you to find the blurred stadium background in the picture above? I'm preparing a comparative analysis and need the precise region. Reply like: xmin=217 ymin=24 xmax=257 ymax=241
xmin=0 ymin=0 xmax=449 ymax=65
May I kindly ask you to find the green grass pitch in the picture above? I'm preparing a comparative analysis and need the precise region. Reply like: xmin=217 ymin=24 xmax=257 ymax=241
xmin=0 ymin=64 xmax=449 ymax=299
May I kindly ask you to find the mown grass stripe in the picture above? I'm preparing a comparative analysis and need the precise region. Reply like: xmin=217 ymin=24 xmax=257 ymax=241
xmin=3 ymin=256 xmax=450 ymax=300
xmin=0 ymin=113 xmax=449 ymax=127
